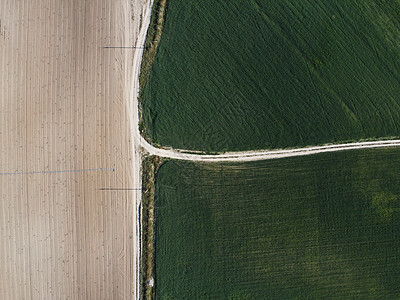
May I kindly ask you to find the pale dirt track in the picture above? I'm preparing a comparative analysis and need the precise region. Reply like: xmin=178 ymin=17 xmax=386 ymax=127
xmin=139 ymin=139 xmax=400 ymax=162
xmin=0 ymin=0 xmax=147 ymax=299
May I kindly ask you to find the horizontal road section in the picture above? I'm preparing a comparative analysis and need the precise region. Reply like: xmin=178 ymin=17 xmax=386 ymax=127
xmin=141 ymin=139 xmax=400 ymax=162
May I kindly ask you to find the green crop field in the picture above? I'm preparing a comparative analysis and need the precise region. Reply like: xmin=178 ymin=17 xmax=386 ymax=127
xmin=155 ymin=148 xmax=400 ymax=299
xmin=142 ymin=0 xmax=400 ymax=151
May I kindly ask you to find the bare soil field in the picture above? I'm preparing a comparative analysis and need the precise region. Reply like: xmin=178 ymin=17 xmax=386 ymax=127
xmin=0 ymin=0 xmax=145 ymax=299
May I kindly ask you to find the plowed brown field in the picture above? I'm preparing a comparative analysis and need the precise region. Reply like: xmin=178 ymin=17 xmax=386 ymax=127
xmin=0 ymin=0 xmax=145 ymax=298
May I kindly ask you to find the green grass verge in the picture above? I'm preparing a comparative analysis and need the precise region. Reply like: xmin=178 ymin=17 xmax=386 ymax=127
xmin=139 ymin=0 xmax=169 ymax=140
xmin=141 ymin=156 xmax=164 ymax=300
xmin=155 ymin=148 xmax=400 ymax=298
xmin=142 ymin=0 xmax=400 ymax=151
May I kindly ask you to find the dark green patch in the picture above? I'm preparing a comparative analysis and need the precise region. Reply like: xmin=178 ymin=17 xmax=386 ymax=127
xmin=142 ymin=0 xmax=400 ymax=151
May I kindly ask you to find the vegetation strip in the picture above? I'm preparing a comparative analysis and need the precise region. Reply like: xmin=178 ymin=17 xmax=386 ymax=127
xmin=141 ymin=155 xmax=164 ymax=300
xmin=138 ymin=0 xmax=169 ymax=141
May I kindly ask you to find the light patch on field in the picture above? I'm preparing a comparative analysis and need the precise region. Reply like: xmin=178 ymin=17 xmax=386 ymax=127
xmin=372 ymin=192 xmax=400 ymax=223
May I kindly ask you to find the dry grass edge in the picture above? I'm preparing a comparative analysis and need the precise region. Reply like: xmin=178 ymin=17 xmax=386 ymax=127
xmin=138 ymin=0 xmax=169 ymax=144
xmin=141 ymin=156 xmax=164 ymax=300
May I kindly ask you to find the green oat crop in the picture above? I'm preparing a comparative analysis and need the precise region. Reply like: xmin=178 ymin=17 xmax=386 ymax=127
xmin=155 ymin=148 xmax=400 ymax=298
xmin=142 ymin=1 xmax=400 ymax=151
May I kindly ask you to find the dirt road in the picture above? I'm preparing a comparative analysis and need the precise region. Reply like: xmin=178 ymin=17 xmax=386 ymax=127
xmin=139 ymin=139 xmax=400 ymax=162
xmin=0 ymin=0 xmax=146 ymax=299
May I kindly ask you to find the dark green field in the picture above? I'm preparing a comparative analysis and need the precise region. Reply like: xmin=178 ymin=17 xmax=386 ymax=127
xmin=142 ymin=0 xmax=400 ymax=151
xmin=155 ymin=148 xmax=400 ymax=299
